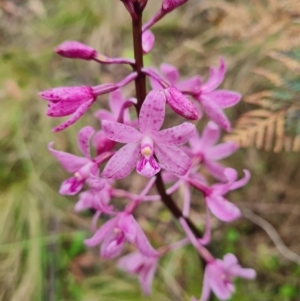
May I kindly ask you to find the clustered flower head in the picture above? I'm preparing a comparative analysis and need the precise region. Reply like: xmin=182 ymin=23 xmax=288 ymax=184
xmin=40 ymin=0 xmax=256 ymax=300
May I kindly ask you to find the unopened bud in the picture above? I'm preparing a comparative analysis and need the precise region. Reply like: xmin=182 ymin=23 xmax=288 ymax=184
xmin=164 ymin=86 xmax=198 ymax=120
xmin=56 ymin=41 xmax=97 ymax=60
xmin=142 ymin=30 xmax=155 ymax=54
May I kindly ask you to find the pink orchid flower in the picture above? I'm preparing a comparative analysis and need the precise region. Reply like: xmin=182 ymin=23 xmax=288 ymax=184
xmin=195 ymin=58 xmax=241 ymax=131
xmin=118 ymin=251 xmax=158 ymax=295
xmin=190 ymin=168 xmax=250 ymax=222
xmin=85 ymin=212 xmax=158 ymax=259
xmin=192 ymin=254 xmax=256 ymax=301
xmin=101 ymin=90 xmax=195 ymax=179
xmin=186 ymin=121 xmax=238 ymax=181
xmin=48 ymin=126 xmax=106 ymax=195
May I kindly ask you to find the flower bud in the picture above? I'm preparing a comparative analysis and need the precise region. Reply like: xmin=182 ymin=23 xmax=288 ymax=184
xmin=142 ymin=30 xmax=155 ymax=54
xmin=164 ymin=86 xmax=198 ymax=120
xmin=162 ymin=0 xmax=188 ymax=13
xmin=55 ymin=41 xmax=97 ymax=60
xmin=39 ymin=86 xmax=95 ymax=117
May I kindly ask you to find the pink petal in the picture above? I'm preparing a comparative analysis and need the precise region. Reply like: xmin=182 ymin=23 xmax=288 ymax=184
xmin=223 ymin=168 xmax=238 ymax=187
xmin=206 ymin=195 xmax=241 ymax=222
xmin=109 ymin=89 xmax=125 ymax=116
xmin=200 ymin=96 xmax=231 ymax=131
xmin=201 ymin=121 xmax=220 ymax=146
xmin=48 ymin=142 xmax=89 ymax=173
xmin=142 ymin=30 xmax=155 ymax=54
xmin=101 ymin=233 xmax=125 ymax=259
xmin=119 ymin=214 xmax=138 ymax=243
xmin=134 ymin=220 xmax=158 ymax=257
xmin=155 ymin=122 xmax=196 ymax=146
xmin=101 ymin=120 xmax=142 ymax=143
xmin=204 ymin=160 xmax=227 ymax=182
xmin=223 ymin=253 xmax=238 ymax=268
xmin=155 ymin=143 xmax=192 ymax=176
xmin=118 ymin=252 xmax=144 ymax=273
xmin=188 ymin=131 xmax=202 ymax=151
xmin=136 ymin=156 xmax=161 ymax=178
xmin=139 ymin=260 xmax=157 ymax=295
xmin=92 ymin=130 xmax=116 ymax=155
xmin=229 ymin=266 xmax=256 ymax=279
xmin=198 ymin=266 xmax=212 ymax=301
xmin=59 ymin=177 xmax=84 ymax=195
xmin=52 ymin=98 xmax=94 ymax=132
xmin=139 ymin=90 xmax=166 ymax=134
xmin=201 ymin=57 xmax=226 ymax=93
xmin=75 ymin=191 xmax=94 ymax=211
xmin=77 ymin=126 xmax=95 ymax=158
xmin=94 ymin=109 xmax=114 ymax=121
xmin=177 ymin=76 xmax=202 ymax=92
xmin=149 ymin=74 xmax=163 ymax=90
xmin=229 ymin=169 xmax=251 ymax=191
xmin=208 ymin=142 xmax=238 ymax=161
xmin=101 ymin=142 xmax=140 ymax=179
xmin=86 ymin=175 xmax=105 ymax=191
xmin=209 ymin=90 xmax=241 ymax=108
xmin=160 ymin=63 xmax=179 ymax=85
xmin=84 ymin=216 xmax=117 ymax=247
xmin=47 ymin=99 xmax=85 ymax=117
xmin=207 ymin=263 xmax=231 ymax=300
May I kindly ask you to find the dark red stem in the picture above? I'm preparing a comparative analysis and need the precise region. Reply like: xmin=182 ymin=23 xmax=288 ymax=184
xmin=131 ymin=5 xmax=202 ymax=239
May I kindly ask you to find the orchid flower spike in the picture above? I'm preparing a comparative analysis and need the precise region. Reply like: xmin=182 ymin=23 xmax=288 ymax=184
xmin=48 ymin=126 xmax=106 ymax=195
xmin=192 ymin=254 xmax=256 ymax=301
xmin=101 ymin=90 xmax=195 ymax=179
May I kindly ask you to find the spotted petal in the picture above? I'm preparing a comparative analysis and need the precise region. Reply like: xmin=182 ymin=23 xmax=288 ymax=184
xmin=155 ymin=143 xmax=191 ymax=176
xmin=155 ymin=122 xmax=196 ymax=145
xmin=101 ymin=120 xmax=142 ymax=143
xmin=102 ymin=142 xmax=140 ymax=179
xmin=200 ymin=96 xmax=231 ymax=131
xmin=209 ymin=90 xmax=241 ymax=108
xmin=52 ymin=98 xmax=94 ymax=132
xmin=139 ymin=90 xmax=166 ymax=134
xmin=77 ymin=126 xmax=95 ymax=158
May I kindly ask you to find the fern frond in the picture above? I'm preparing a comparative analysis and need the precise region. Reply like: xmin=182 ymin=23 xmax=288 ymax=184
xmin=268 ymin=51 xmax=300 ymax=74
xmin=224 ymin=110 xmax=289 ymax=152
xmin=252 ymin=68 xmax=283 ymax=86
